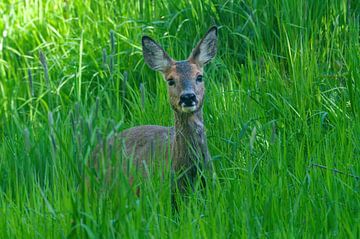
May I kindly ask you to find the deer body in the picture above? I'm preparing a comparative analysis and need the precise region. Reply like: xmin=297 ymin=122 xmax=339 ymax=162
xmin=96 ymin=27 xmax=217 ymax=188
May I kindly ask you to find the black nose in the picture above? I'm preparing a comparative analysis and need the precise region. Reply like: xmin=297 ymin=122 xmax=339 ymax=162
xmin=180 ymin=93 xmax=197 ymax=106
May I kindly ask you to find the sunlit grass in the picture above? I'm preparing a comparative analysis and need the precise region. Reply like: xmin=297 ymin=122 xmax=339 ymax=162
xmin=0 ymin=0 xmax=359 ymax=238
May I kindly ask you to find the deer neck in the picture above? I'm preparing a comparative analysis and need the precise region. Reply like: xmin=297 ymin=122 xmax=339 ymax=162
xmin=172 ymin=109 xmax=209 ymax=172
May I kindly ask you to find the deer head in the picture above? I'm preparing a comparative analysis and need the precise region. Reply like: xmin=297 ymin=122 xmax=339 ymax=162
xmin=142 ymin=26 xmax=218 ymax=114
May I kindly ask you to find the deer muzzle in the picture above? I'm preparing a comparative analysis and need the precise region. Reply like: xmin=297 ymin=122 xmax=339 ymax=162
xmin=179 ymin=92 xmax=198 ymax=113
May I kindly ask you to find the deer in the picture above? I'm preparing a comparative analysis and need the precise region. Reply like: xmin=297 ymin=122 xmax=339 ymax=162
xmin=94 ymin=26 xmax=218 ymax=192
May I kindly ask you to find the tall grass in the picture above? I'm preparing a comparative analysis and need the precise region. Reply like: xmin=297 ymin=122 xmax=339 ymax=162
xmin=0 ymin=0 xmax=359 ymax=237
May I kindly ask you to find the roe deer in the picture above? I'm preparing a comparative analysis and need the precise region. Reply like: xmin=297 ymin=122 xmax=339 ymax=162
xmin=95 ymin=26 xmax=217 ymax=191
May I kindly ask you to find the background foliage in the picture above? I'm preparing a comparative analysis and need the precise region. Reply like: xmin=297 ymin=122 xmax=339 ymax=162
xmin=0 ymin=0 xmax=359 ymax=237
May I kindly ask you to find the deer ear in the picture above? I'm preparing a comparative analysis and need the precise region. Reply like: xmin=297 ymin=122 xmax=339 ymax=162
xmin=142 ymin=36 xmax=173 ymax=72
xmin=189 ymin=26 xmax=218 ymax=66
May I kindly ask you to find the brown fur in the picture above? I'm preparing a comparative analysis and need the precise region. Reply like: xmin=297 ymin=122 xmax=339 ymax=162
xmin=92 ymin=26 xmax=218 ymax=191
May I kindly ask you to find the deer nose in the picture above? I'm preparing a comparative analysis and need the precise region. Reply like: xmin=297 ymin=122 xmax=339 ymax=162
xmin=180 ymin=93 xmax=197 ymax=106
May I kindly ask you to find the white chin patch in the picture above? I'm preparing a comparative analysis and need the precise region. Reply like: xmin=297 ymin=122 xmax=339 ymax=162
xmin=181 ymin=105 xmax=197 ymax=113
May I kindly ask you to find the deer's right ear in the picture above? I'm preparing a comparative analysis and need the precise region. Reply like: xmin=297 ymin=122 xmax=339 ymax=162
xmin=142 ymin=36 xmax=173 ymax=72
xmin=189 ymin=26 xmax=218 ymax=67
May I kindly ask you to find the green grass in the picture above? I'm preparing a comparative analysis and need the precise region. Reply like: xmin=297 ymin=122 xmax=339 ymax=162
xmin=1 ymin=0 xmax=360 ymax=238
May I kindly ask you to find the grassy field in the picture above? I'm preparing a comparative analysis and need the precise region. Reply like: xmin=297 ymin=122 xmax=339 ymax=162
xmin=1 ymin=0 xmax=360 ymax=238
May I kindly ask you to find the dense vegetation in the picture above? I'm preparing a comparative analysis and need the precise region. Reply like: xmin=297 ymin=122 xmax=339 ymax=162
xmin=1 ymin=0 xmax=359 ymax=237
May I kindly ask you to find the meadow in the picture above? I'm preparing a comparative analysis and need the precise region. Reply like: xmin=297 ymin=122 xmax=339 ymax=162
xmin=0 ymin=0 xmax=359 ymax=238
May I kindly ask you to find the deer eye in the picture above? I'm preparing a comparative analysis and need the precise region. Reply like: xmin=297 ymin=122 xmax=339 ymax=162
xmin=196 ymin=75 xmax=203 ymax=83
xmin=167 ymin=79 xmax=175 ymax=86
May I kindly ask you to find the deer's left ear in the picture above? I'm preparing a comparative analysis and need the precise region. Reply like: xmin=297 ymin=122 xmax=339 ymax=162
xmin=142 ymin=36 xmax=173 ymax=72
xmin=189 ymin=26 xmax=218 ymax=67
